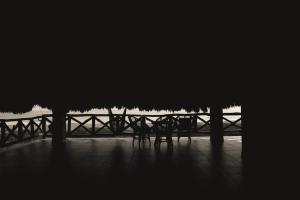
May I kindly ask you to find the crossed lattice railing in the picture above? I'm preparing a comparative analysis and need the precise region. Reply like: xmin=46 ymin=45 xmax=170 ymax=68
xmin=0 ymin=114 xmax=52 ymax=147
xmin=0 ymin=113 xmax=241 ymax=147
xmin=43 ymin=113 xmax=241 ymax=137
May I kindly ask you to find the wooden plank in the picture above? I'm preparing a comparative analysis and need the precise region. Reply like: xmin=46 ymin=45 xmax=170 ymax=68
xmin=91 ymin=115 xmax=96 ymax=135
xmin=145 ymin=117 xmax=156 ymax=123
xmin=108 ymin=109 xmax=117 ymax=134
xmin=197 ymin=116 xmax=209 ymax=123
xmin=21 ymin=121 xmax=31 ymax=136
xmin=192 ymin=115 xmax=198 ymax=131
xmin=2 ymin=122 xmax=17 ymax=134
xmin=32 ymin=119 xmax=43 ymax=134
xmin=67 ymin=116 xmax=72 ymax=136
xmin=44 ymin=117 xmax=53 ymax=123
xmin=0 ymin=113 xmax=240 ymax=122
xmin=118 ymin=120 xmax=131 ymax=132
xmin=42 ymin=116 xmax=47 ymax=137
xmin=125 ymin=116 xmax=143 ymax=131
xmin=197 ymin=122 xmax=210 ymax=131
xmin=94 ymin=117 xmax=114 ymax=132
xmin=223 ymin=118 xmax=242 ymax=130
xmin=30 ymin=119 xmax=35 ymax=137
xmin=65 ymin=113 xmax=212 ymax=117
xmin=222 ymin=112 xmax=242 ymax=116
xmin=18 ymin=120 xmax=24 ymax=140
xmin=0 ymin=121 xmax=6 ymax=146
xmin=224 ymin=129 xmax=242 ymax=133
xmin=1 ymin=122 xmax=18 ymax=143
xmin=0 ymin=116 xmax=42 ymax=122
xmin=120 ymin=109 xmax=127 ymax=130
xmin=68 ymin=117 xmax=93 ymax=135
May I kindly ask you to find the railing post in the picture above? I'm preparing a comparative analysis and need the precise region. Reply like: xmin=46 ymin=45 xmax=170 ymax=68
xmin=141 ymin=116 xmax=146 ymax=130
xmin=120 ymin=109 xmax=127 ymax=131
xmin=210 ymin=106 xmax=224 ymax=145
xmin=0 ymin=121 xmax=6 ymax=147
xmin=30 ymin=119 xmax=35 ymax=137
xmin=108 ymin=109 xmax=115 ymax=134
xmin=17 ymin=120 xmax=23 ymax=140
xmin=116 ymin=115 xmax=120 ymax=134
xmin=192 ymin=114 xmax=197 ymax=132
xmin=91 ymin=115 xmax=96 ymax=135
xmin=67 ymin=115 xmax=71 ymax=137
xmin=42 ymin=116 xmax=47 ymax=138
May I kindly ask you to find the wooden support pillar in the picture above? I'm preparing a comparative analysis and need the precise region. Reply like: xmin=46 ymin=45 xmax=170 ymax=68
xmin=241 ymin=104 xmax=248 ymax=160
xmin=141 ymin=116 xmax=146 ymax=129
xmin=30 ymin=119 xmax=35 ymax=137
xmin=52 ymin=109 xmax=66 ymax=147
xmin=42 ymin=116 xmax=47 ymax=138
xmin=120 ymin=109 xmax=127 ymax=130
xmin=192 ymin=114 xmax=197 ymax=131
xmin=67 ymin=116 xmax=71 ymax=137
xmin=108 ymin=108 xmax=115 ymax=134
xmin=210 ymin=105 xmax=224 ymax=144
xmin=116 ymin=115 xmax=120 ymax=134
xmin=0 ymin=121 xmax=6 ymax=146
xmin=17 ymin=120 xmax=23 ymax=140
xmin=241 ymin=104 xmax=262 ymax=162
xmin=91 ymin=115 xmax=96 ymax=135
xmin=240 ymin=103 xmax=276 ymax=192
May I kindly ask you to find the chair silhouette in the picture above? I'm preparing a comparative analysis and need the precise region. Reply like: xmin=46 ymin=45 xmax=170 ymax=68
xmin=153 ymin=117 xmax=174 ymax=147
xmin=129 ymin=116 xmax=151 ymax=146
xmin=176 ymin=117 xmax=192 ymax=142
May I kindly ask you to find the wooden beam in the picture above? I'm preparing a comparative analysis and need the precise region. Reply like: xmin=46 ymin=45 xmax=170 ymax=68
xmin=66 ymin=116 xmax=72 ymax=136
xmin=223 ymin=117 xmax=242 ymax=130
xmin=0 ymin=121 xmax=6 ymax=146
xmin=108 ymin=109 xmax=114 ymax=132
xmin=21 ymin=121 xmax=31 ymax=135
xmin=120 ymin=109 xmax=127 ymax=131
xmin=91 ymin=115 xmax=96 ymax=135
xmin=241 ymin=104 xmax=260 ymax=162
xmin=30 ymin=119 xmax=35 ymax=137
xmin=42 ymin=116 xmax=47 ymax=137
xmin=94 ymin=117 xmax=112 ymax=130
xmin=210 ymin=106 xmax=224 ymax=144
xmin=52 ymin=109 xmax=66 ymax=147
xmin=17 ymin=120 xmax=23 ymax=140
xmin=68 ymin=116 xmax=93 ymax=135
xmin=32 ymin=119 xmax=43 ymax=134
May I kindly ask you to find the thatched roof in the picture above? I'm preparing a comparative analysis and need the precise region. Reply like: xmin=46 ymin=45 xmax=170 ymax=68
xmin=1 ymin=24 xmax=248 ymax=114
xmin=1 ymin=67 xmax=242 ymax=113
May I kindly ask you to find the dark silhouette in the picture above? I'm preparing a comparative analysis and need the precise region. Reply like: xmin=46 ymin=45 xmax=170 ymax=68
xmin=0 ymin=19 xmax=294 ymax=197
xmin=176 ymin=116 xmax=193 ymax=142
xmin=129 ymin=116 xmax=151 ymax=146
xmin=153 ymin=117 xmax=174 ymax=148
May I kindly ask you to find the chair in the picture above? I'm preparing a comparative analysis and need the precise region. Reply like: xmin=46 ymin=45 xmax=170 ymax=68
xmin=108 ymin=109 xmax=127 ymax=135
xmin=176 ymin=117 xmax=192 ymax=142
xmin=129 ymin=116 xmax=151 ymax=145
xmin=153 ymin=117 xmax=174 ymax=147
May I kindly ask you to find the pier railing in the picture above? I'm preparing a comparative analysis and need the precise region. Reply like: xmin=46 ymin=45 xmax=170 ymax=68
xmin=0 ymin=113 xmax=241 ymax=147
